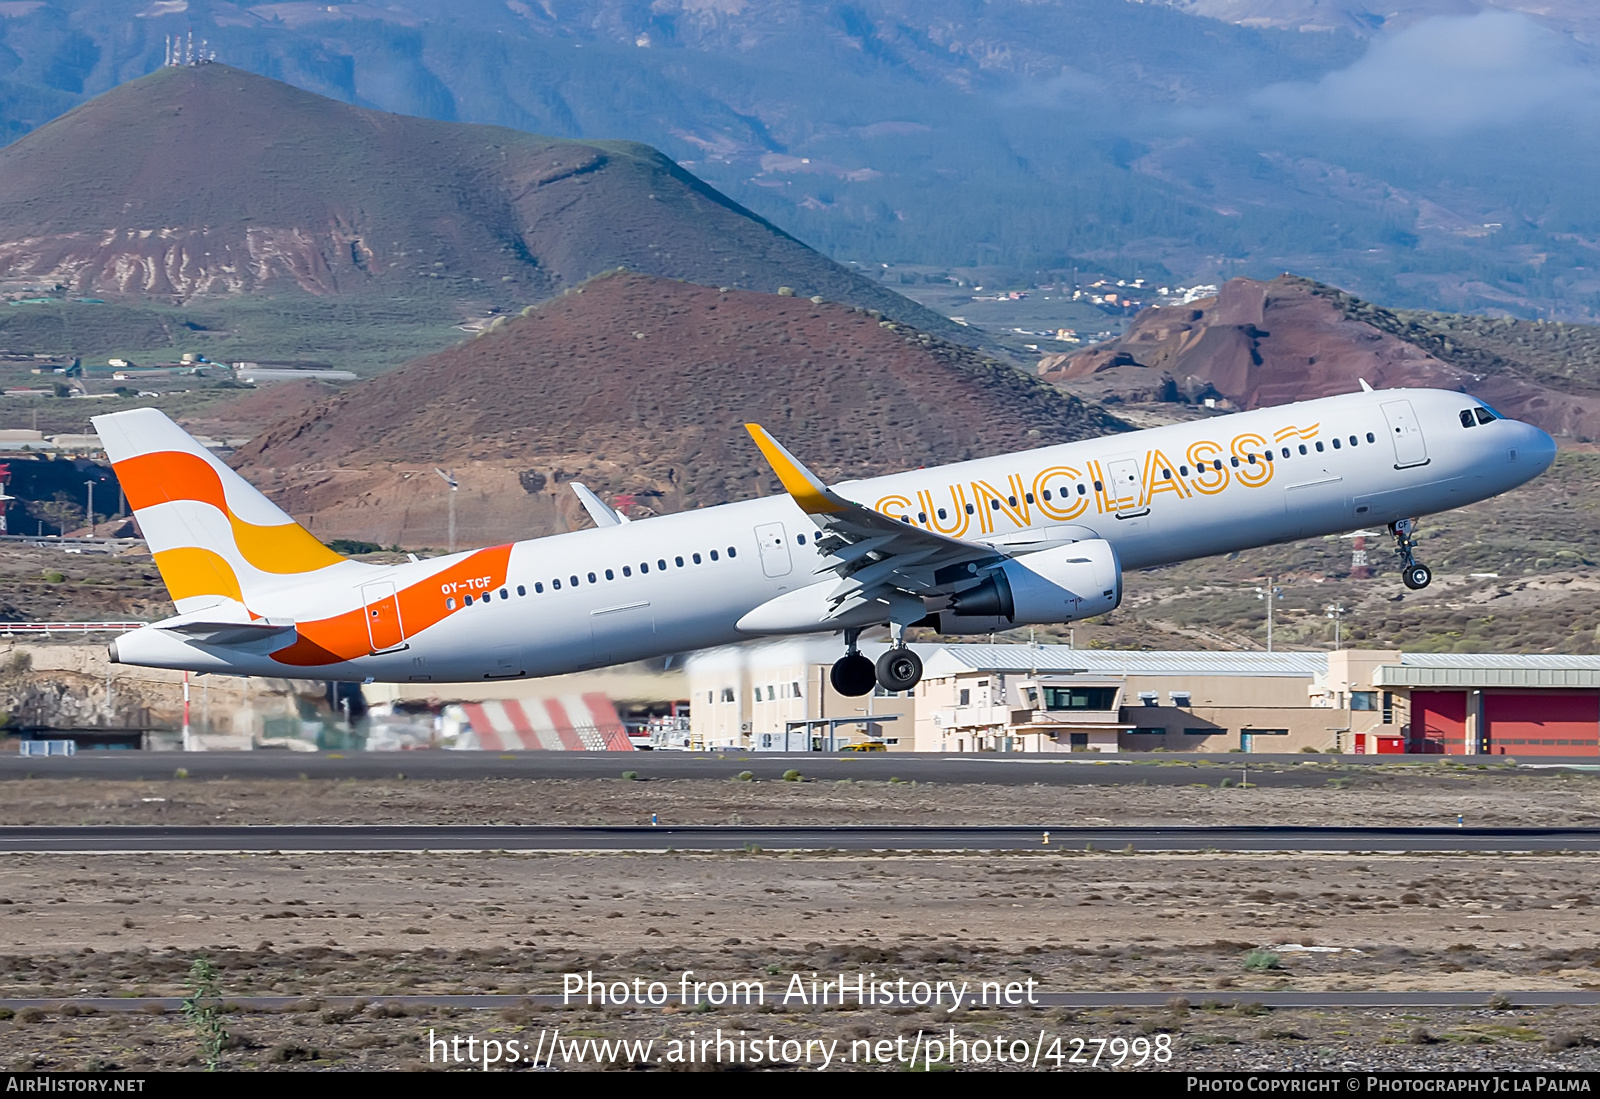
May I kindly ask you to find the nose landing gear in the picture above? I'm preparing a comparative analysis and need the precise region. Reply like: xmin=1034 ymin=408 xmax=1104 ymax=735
xmin=1391 ymin=518 xmax=1432 ymax=590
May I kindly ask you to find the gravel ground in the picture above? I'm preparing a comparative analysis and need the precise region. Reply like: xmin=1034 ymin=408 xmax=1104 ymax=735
xmin=2 ymin=769 xmax=1599 ymax=827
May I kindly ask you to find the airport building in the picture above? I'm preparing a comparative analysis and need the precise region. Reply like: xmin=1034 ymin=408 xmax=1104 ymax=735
xmin=684 ymin=642 xmax=1600 ymax=756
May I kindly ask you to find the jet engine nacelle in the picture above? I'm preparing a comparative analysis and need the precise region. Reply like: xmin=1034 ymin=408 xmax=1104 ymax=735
xmin=938 ymin=538 xmax=1122 ymax=633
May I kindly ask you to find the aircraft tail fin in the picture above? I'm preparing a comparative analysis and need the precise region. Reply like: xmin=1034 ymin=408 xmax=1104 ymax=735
xmin=93 ymin=408 xmax=349 ymax=614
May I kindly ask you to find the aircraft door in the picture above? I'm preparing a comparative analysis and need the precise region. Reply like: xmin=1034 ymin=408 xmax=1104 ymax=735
xmin=1105 ymin=457 xmax=1148 ymax=517
xmin=360 ymin=582 xmax=407 ymax=653
xmin=754 ymin=522 xmax=793 ymax=578
xmin=1381 ymin=400 xmax=1430 ymax=468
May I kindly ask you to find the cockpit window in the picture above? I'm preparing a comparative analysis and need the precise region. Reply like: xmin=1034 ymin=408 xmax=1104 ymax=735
xmin=1475 ymin=407 xmax=1496 ymax=425
xmin=1459 ymin=409 xmax=1476 ymax=428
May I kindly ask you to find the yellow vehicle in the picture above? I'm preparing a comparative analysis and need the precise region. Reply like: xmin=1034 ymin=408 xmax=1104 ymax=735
xmin=841 ymin=741 xmax=887 ymax=752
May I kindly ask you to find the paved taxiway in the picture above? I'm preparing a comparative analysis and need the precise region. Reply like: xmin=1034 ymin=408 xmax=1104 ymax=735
xmin=2 ymin=752 xmax=1594 ymax=785
xmin=4 ymin=824 xmax=1598 ymax=852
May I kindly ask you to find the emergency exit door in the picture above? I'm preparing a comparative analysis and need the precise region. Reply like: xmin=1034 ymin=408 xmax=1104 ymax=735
xmin=361 ymin=582 xmax=406 ymax=653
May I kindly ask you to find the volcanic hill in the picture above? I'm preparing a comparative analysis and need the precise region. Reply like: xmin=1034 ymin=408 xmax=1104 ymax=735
xmin=229 ymin=272 xmax=1127 ymax=549
xmin=1043 ymin=275 xmax=1600 ymax=440
xmin=0 ymin=63 xmax=950 ymax=336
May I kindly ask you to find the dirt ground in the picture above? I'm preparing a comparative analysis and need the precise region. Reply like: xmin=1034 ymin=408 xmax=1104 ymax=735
xmin=2 ymin=847 xmax=1600 ymax=1070
xmin=1 ymin=769 xmax=1599 ymax=828
xmin=4 ymin=774 xmax=1600 ymax=1071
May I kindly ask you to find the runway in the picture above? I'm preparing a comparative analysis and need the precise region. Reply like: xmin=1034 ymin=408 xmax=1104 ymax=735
xmin=3 ymin=824 xmax=1599 ymax=853
xmin=2 ymin=751 xmax=1593 ymax=785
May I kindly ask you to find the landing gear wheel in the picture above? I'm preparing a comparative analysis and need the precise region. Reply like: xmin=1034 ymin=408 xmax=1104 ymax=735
xmin=875 ymin=647 xmax=923 ymax=693
xmin=830 ymin=653 xmax=877 ymax=697
xmin=1403 ymin=563 xmax=1432 ymax=590
xmin=1390 ymin=518 xmax=1431 ymax=592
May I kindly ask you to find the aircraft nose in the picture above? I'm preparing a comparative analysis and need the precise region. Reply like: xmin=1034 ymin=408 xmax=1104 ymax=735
xmin=1523 ymin=421 xmax=1557 ymax=474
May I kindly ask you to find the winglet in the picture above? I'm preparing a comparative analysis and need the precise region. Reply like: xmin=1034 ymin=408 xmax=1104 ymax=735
xmin=745 ymin=424 xmax=849 ymax=515
xmin=570 ymin=482 xmax=628 ymax=527
xmin=1359 ymin=378 xmax=1374 ymax=392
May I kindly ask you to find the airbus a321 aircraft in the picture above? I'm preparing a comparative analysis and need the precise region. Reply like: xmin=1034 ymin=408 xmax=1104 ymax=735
xmin=93 ymin=386 xmax=1554 ymax=697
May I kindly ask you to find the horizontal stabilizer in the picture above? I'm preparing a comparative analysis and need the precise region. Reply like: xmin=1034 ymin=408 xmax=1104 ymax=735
xmin=159 ymin=617 xmax=297 ymax=646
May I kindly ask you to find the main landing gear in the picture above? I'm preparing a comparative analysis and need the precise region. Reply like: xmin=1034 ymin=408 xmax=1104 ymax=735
xmin=829 ymin=626 xmax=924 ymax=697
xmin=1391 ymin=518 xmax=1433 ymax=590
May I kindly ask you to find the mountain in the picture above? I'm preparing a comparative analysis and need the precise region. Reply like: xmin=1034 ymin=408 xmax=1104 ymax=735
xmin=0 ymin=3 xmax=1595 ymax=324
xmin=0 ymin=63 xmax=955 ymax=336
xmin=1042 ymin=275 xmax=1600 ymax=440
xmin=228 ymin=271 xmax=1127 ymax=548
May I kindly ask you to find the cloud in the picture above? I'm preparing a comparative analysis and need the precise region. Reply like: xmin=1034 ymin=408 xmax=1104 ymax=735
xmin=1248 ymin=11 xmax=1600 ymax=135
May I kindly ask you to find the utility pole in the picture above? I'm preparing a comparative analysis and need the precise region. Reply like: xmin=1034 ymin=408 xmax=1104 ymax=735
xmin=434 ymin=468 xmax=458 ymax=553
xmin=1255 ymin=576 xmax=1282 ymax=652
xmin=1325 ymin=603 xmax=1347 ymax=650
xmin=84 ymin=479 xmax=94 ymax=535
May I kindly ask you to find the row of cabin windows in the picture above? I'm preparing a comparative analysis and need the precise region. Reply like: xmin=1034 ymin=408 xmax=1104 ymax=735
xmin=446 ymin=543 xmax=745 ymax=610
xmin=910 ymin=429 xmax=1381 ymax=522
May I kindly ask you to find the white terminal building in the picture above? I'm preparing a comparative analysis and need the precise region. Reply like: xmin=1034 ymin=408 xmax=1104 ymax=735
xmin=682 ymin=642 xmax=1600 ymax=757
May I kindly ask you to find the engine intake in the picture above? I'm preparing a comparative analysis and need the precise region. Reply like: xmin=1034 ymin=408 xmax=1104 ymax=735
xmin=943 ymin=538 xmax=1121 ymax=632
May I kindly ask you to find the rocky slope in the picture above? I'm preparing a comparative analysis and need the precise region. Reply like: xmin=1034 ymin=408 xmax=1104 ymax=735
xmin=1043 ymin=275 xmax=1600 ymax=440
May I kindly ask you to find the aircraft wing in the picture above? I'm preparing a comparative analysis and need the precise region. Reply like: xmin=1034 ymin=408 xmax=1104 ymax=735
xmin=745 ymin=424 xmax=1002 ymax=623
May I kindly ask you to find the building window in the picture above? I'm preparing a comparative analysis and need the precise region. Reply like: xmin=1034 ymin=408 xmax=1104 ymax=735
xmin=1382 ymin=691 xmax=1394 ymax=724
xmin=959 ymin=688 xmax=971 ymax=706
xmin=1033 ymin=686 xmax=1117 ymax=710
xmin=720 ymin=687 xmax=735 ymax=703
xmin=1130 ymin=727 xmax=1165 ymax=736
xmin=791 ymin=682 xmax=802 ymax=699
xmin=1183 ymin=727 xmax=1217 ymax=736
xmin=1351 ymin=691 xmax=1378 ymax=711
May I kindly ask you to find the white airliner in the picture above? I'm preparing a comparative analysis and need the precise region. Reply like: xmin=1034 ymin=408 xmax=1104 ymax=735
xmin=94 ymin=386 xmax=1554 ymax=696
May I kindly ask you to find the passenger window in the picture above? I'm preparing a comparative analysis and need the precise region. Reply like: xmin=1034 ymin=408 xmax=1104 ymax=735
xmin=586 ymin=572 xmax=595 ymax=583
xmin=989 ymin=499 xmax=999 ymax=510
xmin=677 ymin=555 xmax=686 ymax=565
xmin=1280 ymin=448 xmax=1289 ymax=459
xmin=465 ymin=595 xmax=474 ymax=605
xmin=693 ymin=553 xmax=702 ymax=564
xmin=1007 ymin=495 xmax=1018 ymax=506
xmin=535 ymin=582 xmax=544 ymax=593
xmin=917 ymin=512 xmax=927 ymax=523
xmin=1332 ymin=438 xmax=1341 ymax=449
xmin=1367 ymin=431 xmax=1377 ymax=442
xmin=1094 ymin=480 xmax=1104 ymax=491
xmin=938 ymin=508 xmax=948 ymax=519
xmin=1263 ymin=451 xmax=1272 ymax=462
xmin=500 ymin=588 xmax=509 ymax=600
xmin=623 ymin=565 xmax=631 ymax=576
xmin=1460 ymin=410 xmax=1476 ymax=428
xmin=1247 ymin=454 xmax=1257 ymax=465
xmin=517 ymin=585 xmax=526 ymax=596
xmin=641 ymin=562 xmax=649 ymax=574
xmin=1212 ymin=460 xmax=1222 ymax=471
xmin=1024 ymin=493 xmax=1034 ymax=504
xmin=570 ymin=575 xmax=579 ymax=587
xmin=1230 ymin=456 xmax=1240 ymax=467
xmin=1042 ymin=490 xmax=1052 ymax=501
xmin=1161 ymin=468 xmax=1171 ymax=479
xmin=1298 ymin=444 xmax=1307 ymax=455
xmin=710 ymin=550 xmax=719 ymax=561
xmin=552 ymin=579 xmax=561 ymax=590
xmin=965 ymin=503 xmax=975 ymax=515
xmin=726 ymin=548 xmax=736 ymax=558
xmin=1349 ymin=435 xmax=1358 ymax=446
xmin=446 ymin=597 xmax=456 ymax=610
xmin=605 ymin=569 xmax=614 ymax=580
xmin=1475 ymin=408 xmax=1494 ymax=425
xmin=1315 ymin=442 xmax=1324 ymax=452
